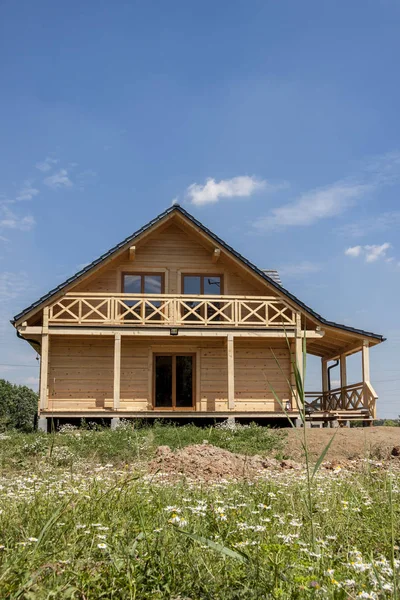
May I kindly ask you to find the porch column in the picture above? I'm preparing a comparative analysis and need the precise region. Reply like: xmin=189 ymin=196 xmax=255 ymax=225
xmin=290 ymin=340 xmax=297 ymax=409
xmin=227 ymin=333 xmax=235 ymax=410
xmin=39 ymin=307 xmax=49 ymax=412
xmin=321 ymin=358 xmax=328 ymax=411
xmin=113 ymin=332 xmax=121 ymax=410
xmin=362 ymin=340 xmax=370 ymax=411
xmin=362 ymin=341 xmax=370 ymax=382
xmin=340 ymin=354 xmax=347 ymax=409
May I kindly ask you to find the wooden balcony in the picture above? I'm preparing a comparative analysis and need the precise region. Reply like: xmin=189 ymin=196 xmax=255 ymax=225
xmin=48 ymin=293 xmax=299 ymax=329
xmin=305 ymin=382 xmax=378 ymax=416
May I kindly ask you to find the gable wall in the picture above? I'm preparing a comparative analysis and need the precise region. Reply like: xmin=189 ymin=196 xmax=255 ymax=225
xmin=72 ymin=222 xmax=274 ymax=297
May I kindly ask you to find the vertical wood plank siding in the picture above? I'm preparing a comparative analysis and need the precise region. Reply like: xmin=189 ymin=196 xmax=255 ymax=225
xmin=73 ymin=224 xmax=272 ymax=296
xmin=47 ymin=337 xmax=291 ymax=413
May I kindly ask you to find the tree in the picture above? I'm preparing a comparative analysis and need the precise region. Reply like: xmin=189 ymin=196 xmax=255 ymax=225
xmin=0 ymin=379 xmax=38 ymax=432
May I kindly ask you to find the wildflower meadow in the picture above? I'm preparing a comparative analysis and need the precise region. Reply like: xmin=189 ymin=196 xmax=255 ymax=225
xmin=0 ymin=423 xmax=399 ymax=598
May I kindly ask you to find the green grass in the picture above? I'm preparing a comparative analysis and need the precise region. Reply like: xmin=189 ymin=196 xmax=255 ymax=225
xmin=0 ymin=426 xmax=399 ymax=598
xmin=0 ymin=422 xmax=285 ymax=472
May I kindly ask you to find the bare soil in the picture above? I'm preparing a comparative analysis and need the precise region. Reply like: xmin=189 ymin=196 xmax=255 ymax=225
xmin=284 ymin=426 xmax=400 ymax=462
xmin=149 ymin=443 xmax=300 ymax=481
xmin=146 ymin=428 xmax=400 ymax=481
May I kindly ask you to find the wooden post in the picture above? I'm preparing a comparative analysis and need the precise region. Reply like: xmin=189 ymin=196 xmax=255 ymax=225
xmin=227 ymin=333 xmax=235 ymax=410
xmin=211 ymin=248 xmax=221 ymax=263
xmin=39 ymin=307 xmax=49 ymax=412
xmin=290 ymin=340 xmax=297 ymax=409
xmin=147 ymin=347 xmax=153 ymax=410
xmin=362 ymin=341 xmax=370 ymax=382
xmin=340 ymin=354 xmax=347 ymax=409
xmin=321 ymin=358 xmax=328 ymax=411
xmin=39 ymin=335 xmax=49 ymax=411
xmin=362 ymin=341 xmax=370 ymax=411
xmin=113 ymin=332 xmax=121 ymax=410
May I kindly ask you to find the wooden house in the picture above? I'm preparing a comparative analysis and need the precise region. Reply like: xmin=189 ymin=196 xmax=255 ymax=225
xmin=12 ymin=206 xmax=385 ymax=430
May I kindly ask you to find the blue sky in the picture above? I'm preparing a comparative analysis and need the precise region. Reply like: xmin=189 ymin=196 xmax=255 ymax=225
xmin=1 ymin=0 xmax=400 ymax=417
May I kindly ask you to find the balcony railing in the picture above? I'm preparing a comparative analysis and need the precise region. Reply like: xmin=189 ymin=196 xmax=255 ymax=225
xmin=48 ymin=293 xmax=298 ymax=328
xmin=305 ymin=382 xmax=378 ymax=413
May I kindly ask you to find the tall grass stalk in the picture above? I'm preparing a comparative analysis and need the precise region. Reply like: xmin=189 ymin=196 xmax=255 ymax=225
xmin=388 ymin=466 xmax=399 ymax=599
xmin=266 ymin=332 xmax=336 ymax=550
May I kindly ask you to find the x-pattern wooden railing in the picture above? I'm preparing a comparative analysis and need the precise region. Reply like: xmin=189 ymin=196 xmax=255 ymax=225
xmin=48 ymin=293 xmax=298 ymax=328
xmin=305 ymin=382 xmax=378 ymax=413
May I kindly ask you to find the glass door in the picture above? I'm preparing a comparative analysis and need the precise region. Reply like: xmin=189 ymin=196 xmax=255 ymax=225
xmin=154 ymin=354 xmax=194 ymax=410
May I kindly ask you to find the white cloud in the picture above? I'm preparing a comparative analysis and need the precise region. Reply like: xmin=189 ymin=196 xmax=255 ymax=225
xmin=0 ymin=271 xmax=30 ymax=301
xmin=16 ymin=182 xmax=39 ymax=202
xmin=345 ymin=246 xmax=362 ymax=257
xmin=35 ymin=157 xmax=59 ymax=172
xmin=345 ymin=243 xmax=391 ymax=263
xmin=255 ymin=152 xmax=400 ymax=231
xmin=44 ymin=169 xmax=73 ymax=189
xmin=255 ymin=182 xmax=370 ymax=231
xmin=278 ymin=261 xmax=322 ymax=278
xmin=338 ymin=211 xmax=400 ymax=238
xmin=186 ymin=175 xmax=271 ymax=206
xmin=0 ymin=207 xmax=35 ymax=231
xmin=365 ymin=243 xmax=391 ymax=262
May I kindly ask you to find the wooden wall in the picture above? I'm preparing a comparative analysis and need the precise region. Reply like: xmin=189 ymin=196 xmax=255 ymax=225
xmin=47 ymin=336 xmax=292 ymax=413
xmin=72 ymin=222 xmax=272 ymax=296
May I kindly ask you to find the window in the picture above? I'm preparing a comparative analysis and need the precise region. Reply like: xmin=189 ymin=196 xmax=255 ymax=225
xmin=123 ymin=273 xmax=164 ymax=295
xmin=182 ymin=274 xmax=223 ymax=321
xmin=122 ymin=273 xmax=164 ymax=321
xmin=182 ymin=275 xmax=222 ymax=295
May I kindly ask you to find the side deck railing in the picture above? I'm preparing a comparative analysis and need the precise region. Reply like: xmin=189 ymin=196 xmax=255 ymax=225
xmin=48 ymin=293 xmax=298 ymax=328
xmin=305 ymin=382 xmax=378 ymax=414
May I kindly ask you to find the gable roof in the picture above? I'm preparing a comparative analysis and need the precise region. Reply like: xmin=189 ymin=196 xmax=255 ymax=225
xmin=11 ymin=205 xmax=385 ymax=343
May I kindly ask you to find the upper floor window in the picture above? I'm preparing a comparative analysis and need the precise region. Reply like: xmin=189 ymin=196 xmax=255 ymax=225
xmin=123 ymin=273 xmax=164 ymax=295
xmin=122 ymin=273 xmax=164 ymax=321
xmin=182 ymin=275 xmax=222 ymax=295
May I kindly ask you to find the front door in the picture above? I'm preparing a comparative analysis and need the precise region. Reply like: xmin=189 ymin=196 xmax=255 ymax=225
xmin=154 ymin=354 xmax=195 ymax=410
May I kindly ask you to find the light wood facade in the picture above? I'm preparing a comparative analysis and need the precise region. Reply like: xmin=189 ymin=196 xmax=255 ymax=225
xmin=12 ymin=206 xmax=384 ymax=426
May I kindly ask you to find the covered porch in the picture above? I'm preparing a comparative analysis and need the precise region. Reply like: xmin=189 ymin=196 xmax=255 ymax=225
xmin=33 ymin=322 xmax=379 ymax=428
xmin=304 ymin=338 xmax=378 ymax=425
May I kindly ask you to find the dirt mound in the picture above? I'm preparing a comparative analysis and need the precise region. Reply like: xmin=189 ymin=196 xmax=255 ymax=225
xmin=284 ymin=427 xmax=400 ymax=462
xmin=149 ymin=443 xmax=300 ymax=481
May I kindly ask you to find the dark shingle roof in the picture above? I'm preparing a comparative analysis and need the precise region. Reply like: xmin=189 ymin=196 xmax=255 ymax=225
xmin=11 ymin=205 xmax=385 ymax=342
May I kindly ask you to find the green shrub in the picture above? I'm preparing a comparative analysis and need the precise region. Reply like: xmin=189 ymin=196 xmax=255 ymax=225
xmin=0 ymin=379 xmax=38 ymax=432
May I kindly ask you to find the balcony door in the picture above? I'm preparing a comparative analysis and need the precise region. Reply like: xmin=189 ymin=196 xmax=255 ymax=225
xmin=154 ymin=354 xmax=195 ymax=410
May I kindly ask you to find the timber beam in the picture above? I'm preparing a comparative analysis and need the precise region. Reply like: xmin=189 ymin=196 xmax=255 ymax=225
xmin=211 ymin=248 xmax=221 ymax=263
xmin=18 ymin=326 xmax=326 ymax=339
xmin=322 ymin=341 xmax=364 ymax=362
